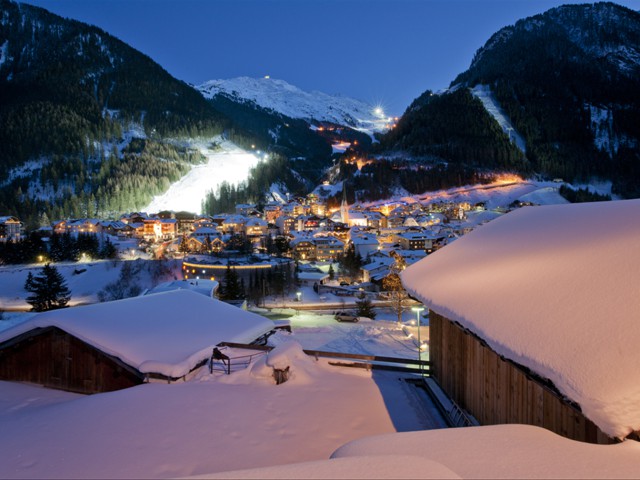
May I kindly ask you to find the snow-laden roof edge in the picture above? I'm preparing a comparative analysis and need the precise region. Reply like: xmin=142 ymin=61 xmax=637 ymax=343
xmin=401 ymin=199 xmax=640 ymax=438
xmin=0 ymin=290 xmax=274 ymax=378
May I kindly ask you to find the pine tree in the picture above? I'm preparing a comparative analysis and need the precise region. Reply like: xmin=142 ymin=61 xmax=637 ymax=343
xmin=220 ymin=265 xmax=243 ymax=301
xmin=355 ymin=291 xmax=376 ymax=319
xmin=24 ymin=263 xmax=71 ymax=311
xmin=100 ymin=237 xmax=118 ymax=259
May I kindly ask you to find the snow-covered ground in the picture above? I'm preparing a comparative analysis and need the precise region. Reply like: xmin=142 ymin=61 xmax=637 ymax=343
xmin=143 ymin=139 xmax=262 ymax=214
xmin=0 ymin=341 xmax=428 ymax=479
xmin=0 ymin=257 xmax=181 ymax=311
xmin=371 ymin=177 xmax=569 ymax=210
xmin=0 ymin=264 xmax=435 ymax=478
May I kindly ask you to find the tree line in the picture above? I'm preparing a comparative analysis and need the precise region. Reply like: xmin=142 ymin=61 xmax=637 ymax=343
xmin=0 ymin=232 xmax=117 ymax=265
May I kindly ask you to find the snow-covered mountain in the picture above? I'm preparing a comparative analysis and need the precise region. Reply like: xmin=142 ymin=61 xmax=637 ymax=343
xmin=197 ymin=76 xmax=392 ymax=134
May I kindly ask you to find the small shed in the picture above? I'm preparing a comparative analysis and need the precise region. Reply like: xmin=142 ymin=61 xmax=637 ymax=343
xmin=0 ymin=290 xmax=274 ymax=394
xmin=401 ymin=199 xmax=640 ymax=444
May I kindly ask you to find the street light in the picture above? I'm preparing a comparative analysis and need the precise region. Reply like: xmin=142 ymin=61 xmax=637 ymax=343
xmin=411 ymin=306 xmax=425 ymax=377
xmin=296 ymin=291 xmax=302 ymax=316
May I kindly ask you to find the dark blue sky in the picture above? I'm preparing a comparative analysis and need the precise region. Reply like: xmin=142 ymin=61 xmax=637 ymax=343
xmin=23 ymin=0 xmax=640 ymax=114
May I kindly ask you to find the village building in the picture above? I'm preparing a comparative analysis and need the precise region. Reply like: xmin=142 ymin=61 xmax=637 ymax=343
xmin=363 ymin=210 xmax=387 ymax=229
xmin=297 ymin=266 xmax=330 ymax=287
xmin=0 ymin=216 xmax=22 ymax=242
xmin=245 ymin=217 xmax=268 ymax=237
xmin=401 ymin=199 xmax=640 ymax=444
xmin=394 ymin=232 xmax=434 ymax=251
xmin=120 ymin=212 xmax=149 ymax=225
xmin=361 ymin=256 xmax=395 ymax=283
xmin=220 ymin=215 xmax=247 ymax=235
xmin=263 ymin=203 xmax=283 ymax=223
xmin=52 ymin=220 xmax=67 ymax=235
xmin=67 ymin=219 xmax=102 ymax=234
xmin=0 ymin=290 xmax=274 ymax=394
xmin=290 ymin=237 xmax=316 ymax=261
xmin=159 ymin=218 xmax=177 ymax=239
xmin=142 ymin=218 xmax=163 ymax=241
xmin=235 ymin=203 xmax=256 ymax=216
xmin=193 ymin=216 xmax=215 ymax=230
xmin=313 ymin=236 xmax=344 ymax=262
xmin=351 ymin=234 xmax=379 ymax=259
xmin=275 ymin=215 xmax=296 ymax=235
xmin=182 ymin=256 xmax=292 ymax=284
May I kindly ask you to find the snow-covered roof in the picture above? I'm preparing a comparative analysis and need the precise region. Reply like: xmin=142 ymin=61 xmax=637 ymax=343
xmin=192 ymin=226 xmax=219 ymax=235
xmin=0 ymin=290 xmax=274 ymax=378
xmin=329 ymin=424 xmax=640 ymax=479
xmin=298 ymin=271 xmax=329 ymax=281
xmin=401 ymin=200 xmax=640 ymax=439
xmin=245 ymin=217 xmax=268 ymax=226
xmin=145 ymin=279 xmax=218 ymax=298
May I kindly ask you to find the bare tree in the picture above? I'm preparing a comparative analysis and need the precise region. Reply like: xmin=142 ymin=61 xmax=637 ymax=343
xmin=382 ymin=253 xmax=408 ymax=325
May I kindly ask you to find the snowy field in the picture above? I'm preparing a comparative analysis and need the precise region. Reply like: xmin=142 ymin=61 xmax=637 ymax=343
xmin=0 ymin=257 xmax=182 ymax=311
xmin=408 ymin=177 xmax=569 ymax=209
xmin=144 ymin=139 xmax=262 ymax=214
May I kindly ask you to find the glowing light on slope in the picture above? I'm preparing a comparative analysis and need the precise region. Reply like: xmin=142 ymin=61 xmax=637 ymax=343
xmin=144 ymin=141 xmax=262 ymax=215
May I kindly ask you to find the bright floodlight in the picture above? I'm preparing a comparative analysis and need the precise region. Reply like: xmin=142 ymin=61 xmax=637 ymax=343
xmin=374 ymin=106 xmax=384 ymax=116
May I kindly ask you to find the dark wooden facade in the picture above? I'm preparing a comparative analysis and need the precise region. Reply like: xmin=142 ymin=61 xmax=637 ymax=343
xmin=429 ymin=311 xmax=614 ymax=444
xmin=0 ymin=326 xmax=145 ymax=394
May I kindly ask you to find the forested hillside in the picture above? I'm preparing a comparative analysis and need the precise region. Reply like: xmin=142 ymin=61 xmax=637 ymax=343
xmin=374 ymin=2 xmax=640 ymax=198
xmin=0 ymin=0 xmax=229 ymax=225
xmin=376 ymin=88 xmax=527 ymax=172
xmin=453 ymin=2 xmax=640 ymax=196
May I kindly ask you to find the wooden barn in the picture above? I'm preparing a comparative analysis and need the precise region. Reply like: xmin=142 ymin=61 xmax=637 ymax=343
xmin=0 ymin=289 xmax=274 ymax=394
xmin=401 ymin=199 xmax=640 ymax=444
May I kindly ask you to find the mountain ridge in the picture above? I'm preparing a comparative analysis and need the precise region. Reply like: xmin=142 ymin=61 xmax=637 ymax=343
xmin=197 ymin=76 xmax=391 ymax=134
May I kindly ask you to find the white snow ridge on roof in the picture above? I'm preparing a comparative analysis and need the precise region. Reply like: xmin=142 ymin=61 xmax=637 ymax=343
xmin=401 ymin=199 xmax=640 ymax=439
xmin=0 ymin=290 xmax=273 ymax=379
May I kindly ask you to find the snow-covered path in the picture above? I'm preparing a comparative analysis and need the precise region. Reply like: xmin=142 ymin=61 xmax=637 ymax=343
xmin=471 ymin=84 xmax=527 ymax=153
xmin=144 ymin=140 xmax=261 ymax=214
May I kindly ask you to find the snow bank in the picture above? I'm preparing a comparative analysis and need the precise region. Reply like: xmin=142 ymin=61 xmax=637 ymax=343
xmin=197 ymin=455 xmax=460 ymax=479
xmin=214 ymin=341 xmax=322 ymax=386
xmin=401 ymin=199 xmax=640 ymax=438
xmin=0 ymin=290 xmax=274 ymax=378
xmin=0 ymin=364 xmax=402 ymax=478
xmin=331 ymin=424 xmax=640 ymax=479
xmin=517 ymin=186 xmax=569 ymax=205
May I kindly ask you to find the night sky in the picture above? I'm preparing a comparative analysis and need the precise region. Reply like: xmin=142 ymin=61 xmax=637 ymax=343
xmin=22 ymin=0 xmax=640 ymax=114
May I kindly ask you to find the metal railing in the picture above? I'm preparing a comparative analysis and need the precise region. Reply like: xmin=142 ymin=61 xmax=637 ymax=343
xmin=216 ymin=342 xmax=430 ymax=375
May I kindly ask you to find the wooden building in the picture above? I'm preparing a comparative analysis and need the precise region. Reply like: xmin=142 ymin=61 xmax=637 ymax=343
xmin=0 ymin=290 xmax=274 ymax=394
xmin=0 ymin=326 xmax=144 ymax=394
xmin=428 ymin=311 xmax=611 ymax=443
xmin=402 ymin=199 xmax=640 ymax=444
